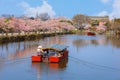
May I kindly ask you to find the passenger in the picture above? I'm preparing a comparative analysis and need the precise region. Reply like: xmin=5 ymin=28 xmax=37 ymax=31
xmin=44 ymin=50 xmax=49 ymax=56
xmin=58 ymin=53 xmax=61 ymax=57
xmin=37 ymin=45 xmax=44 ymax=56
xmin=46 ymin=50 xmax=49 ymax=55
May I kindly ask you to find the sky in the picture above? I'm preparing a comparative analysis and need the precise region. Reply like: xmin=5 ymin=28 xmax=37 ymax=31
xmin=0 ymin=0 xmax=120 ymax=19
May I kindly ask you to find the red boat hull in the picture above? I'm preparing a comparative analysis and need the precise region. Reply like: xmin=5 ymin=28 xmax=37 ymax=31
xmin=31 ymin=55 xmax=42 ymax=62
xmin=49 ymin=50 xmax=68 ymax=63
xmin=32 ymin=51 xmax=68 ymax=63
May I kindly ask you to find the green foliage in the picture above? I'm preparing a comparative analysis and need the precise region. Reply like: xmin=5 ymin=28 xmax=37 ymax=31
xmin=66 ymin=20 xmax=73 ymax=25
xmin=105 ymin=21 xmax=111 ymax=27
xmin=4 ymin=18 xmax=10 ymax=23
xmin=91 ymin=20 xmax=99 ymax=26
xmin=59 ymin=20 xmax=73 ymax=25
xmin=114 ymin=18 xmax=120 ymax=23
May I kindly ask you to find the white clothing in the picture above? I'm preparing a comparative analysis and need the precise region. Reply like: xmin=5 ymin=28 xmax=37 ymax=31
xmin=37 ymin=48 xmax=44 ymax=55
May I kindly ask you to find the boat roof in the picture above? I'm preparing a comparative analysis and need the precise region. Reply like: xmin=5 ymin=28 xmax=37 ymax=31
xmin=42 ymin=44 xmax=68 ymax=51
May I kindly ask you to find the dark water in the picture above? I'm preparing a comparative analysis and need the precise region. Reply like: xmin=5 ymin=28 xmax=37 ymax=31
xmin=0 ymin=34 xmax=120 ymax=80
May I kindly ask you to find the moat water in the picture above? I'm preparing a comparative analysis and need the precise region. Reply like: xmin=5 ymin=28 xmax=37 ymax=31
xmin=0 ymin=34 xmax=120 ymax=80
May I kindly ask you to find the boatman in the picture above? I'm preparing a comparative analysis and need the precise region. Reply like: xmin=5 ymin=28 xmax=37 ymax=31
xmin=37 ymin=45 xmax=44 ymax=56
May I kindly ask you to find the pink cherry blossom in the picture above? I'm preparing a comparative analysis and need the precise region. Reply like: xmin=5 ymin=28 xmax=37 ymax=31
xmin=0 ymin=17 xmax=75 ymax=32
xmin=97 ymin=21 xmax=107 ymax=31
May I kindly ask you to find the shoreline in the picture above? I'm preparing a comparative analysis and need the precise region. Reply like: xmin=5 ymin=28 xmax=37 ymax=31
xmin=0 ymin=31 xmax=74 ymax=44
xmin=0 ymin=30 xmax=120 ymax=44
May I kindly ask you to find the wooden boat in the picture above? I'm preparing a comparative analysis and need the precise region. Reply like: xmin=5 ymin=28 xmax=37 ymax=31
xmin=32 ymin=58 xmax=68 ymax=71
xmin=49 ymin=58 xmax=68 ymax=68
xmin=31 ymin=44 xmax=69 ymax=63
xmin=87 ymin=32 xmax=96 ymax=36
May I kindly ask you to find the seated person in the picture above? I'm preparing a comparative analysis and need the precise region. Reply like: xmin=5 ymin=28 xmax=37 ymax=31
xmin=58 ymin=53 xmax=61 ymax=57
xmin=54 ymin=52 xmax=61 ymax=57
xmin=43 ymin=50 xmax=49 ymax=56
xmin=37 ymin=45 xmax=44 ymax=56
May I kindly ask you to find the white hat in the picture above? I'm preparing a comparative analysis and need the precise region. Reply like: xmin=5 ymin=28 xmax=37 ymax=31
xmin=38 ymin=45 xmax=42 ymax=49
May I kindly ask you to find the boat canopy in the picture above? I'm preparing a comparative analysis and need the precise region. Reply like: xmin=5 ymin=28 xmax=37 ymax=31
xmin=42 ymin=44 xmax=68 ymax=51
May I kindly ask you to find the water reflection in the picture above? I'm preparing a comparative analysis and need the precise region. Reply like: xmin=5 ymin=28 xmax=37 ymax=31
xmin=31 ymin=58 xmax=68 ymax=80
xmin=0 ymin=35 xmax=69 ymax=70
xmin=42 ymin=35 xmax=69 ymax=46
xmin=109 ymin=35 xmax=120 ymax=48
xmin=0 ymin=35 xmax=68 ymax=57
xmin=0 ymin=34 xmax=120 ymax=80
xmin=0 ymin=42 xmax=37 ymax=60
xmin=73 ymin=35 xmax=120 ymax=48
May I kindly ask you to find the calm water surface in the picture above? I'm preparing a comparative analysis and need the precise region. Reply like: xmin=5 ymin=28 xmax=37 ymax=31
xmin=0 ymin=34 xmax=120 ymax=80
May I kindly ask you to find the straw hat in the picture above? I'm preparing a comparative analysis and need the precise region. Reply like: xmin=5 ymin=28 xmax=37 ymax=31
xmin=38 ymin=45 xmax=42 ymax=49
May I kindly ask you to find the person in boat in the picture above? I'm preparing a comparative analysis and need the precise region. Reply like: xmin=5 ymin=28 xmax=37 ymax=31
xmin=54 ymin=52 xmax=61 ymax=57
xmin=58 ymin=52 xmax=62 ymax=57
xmin=37 ymin=45 xmax=44 ymax=56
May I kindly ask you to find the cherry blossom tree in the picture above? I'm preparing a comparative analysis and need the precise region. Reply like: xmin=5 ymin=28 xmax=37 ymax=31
xmin=0 ymin=16 xmax=75 ymax=33
xmin=96 ymin=22 xmax=107 ymax=31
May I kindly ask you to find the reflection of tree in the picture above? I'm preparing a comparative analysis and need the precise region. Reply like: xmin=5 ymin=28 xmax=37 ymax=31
xmin=73 ymin=35 xmax=120 ymax=48
xmin=0 ymin=42 xmax=38 ymax=69
xmin=100 ymin=35 xmax=120 ymax=48
xmin=0 ymin=57 xmax=5 ymax=70
xmin=73 ymin=39 xmax=88 ymax=48
xmin=2 ymin=41 xmax=38 ymax=60
xmin=73 ymin=39 xmax=89 ymax=52
xmin=91 ymin=40 xmax=98 ymax=46
xmin=73 ymin=36 xmax=109 ymax=48
xmin=8 ymin=46 xmax=36 ymax=60
xmin=43 ymin=35 xmax=68 ymax=46
xmin=108 ymin=36 xmax=120 ymax=48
